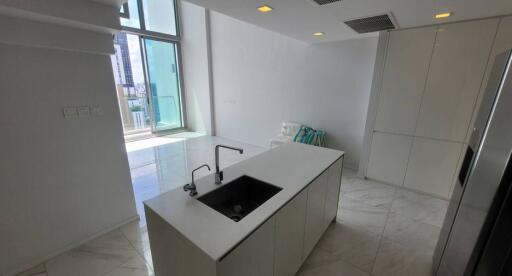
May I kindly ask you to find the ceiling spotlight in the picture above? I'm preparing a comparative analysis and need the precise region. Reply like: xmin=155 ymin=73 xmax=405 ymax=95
xmin=257 ymin=5 xmax=273 ymax=13
xmin=313 ymin=32 xmax=325 ymax=36
xmin=435 ymin=12 xmax=452 ymax=19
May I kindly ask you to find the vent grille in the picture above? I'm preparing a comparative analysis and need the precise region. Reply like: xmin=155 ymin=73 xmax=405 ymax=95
xmin=310 ymin=0 xmax=342 ymax=6
xmin=344 ymin=14 xmax=396 ymax=33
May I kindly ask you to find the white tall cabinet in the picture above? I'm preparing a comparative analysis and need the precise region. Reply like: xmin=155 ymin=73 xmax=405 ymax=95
xmin=374 ymin=26 xmax=436 ymax=135
xmin=365 ymin=16 xmax=512 ymax=199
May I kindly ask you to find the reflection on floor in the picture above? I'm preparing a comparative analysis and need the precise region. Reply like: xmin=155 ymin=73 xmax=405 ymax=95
xmin=298 ymin=169 xmax=448 ymax=276
xmin=127 ymin=135 xmax=266 ymax=226
xmin=17 ymin=136 xmax=448 ymax=276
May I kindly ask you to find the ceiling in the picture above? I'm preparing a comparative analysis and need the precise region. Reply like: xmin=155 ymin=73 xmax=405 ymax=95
xmin=183 ymin=0 xmax=512 ymax=43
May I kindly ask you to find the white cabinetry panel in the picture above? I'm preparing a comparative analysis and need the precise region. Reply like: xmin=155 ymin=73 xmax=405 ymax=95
xmin=303 ymin=172 xmax=328 ymax=260
xmin=466 ymin=16 xmax=512 ymax=143
xmin=415 ymin=19 xmax=499 ymax=142
xmin=374 ymin=26 xmax=436 ymax=135
xmin=218 ymin=217 xmax=275 ymax=276
xmin=367 ymin=132 xmax=413 ymax=186
xmin=404 ymin=137 xmax=463 ymax=197
xmin=324 ymin=159 xmax=342 ymax=230
xmin=274 ymin=191 xmax=307 ymax=276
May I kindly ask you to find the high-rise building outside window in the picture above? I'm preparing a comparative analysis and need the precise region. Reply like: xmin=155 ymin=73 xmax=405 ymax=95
xmin=111 ymin=0 xmax=184 ymax=136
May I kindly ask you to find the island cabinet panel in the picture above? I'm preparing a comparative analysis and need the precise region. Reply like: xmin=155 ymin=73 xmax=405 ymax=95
xmin=217 ymin=217 xmax=275 ymax=276
xmin=323 ymin=159 xmax=343 ymax=230
xmin=274 ymin=191 xmax=308 ymax=276
xmin=302 ymin=172 xmax=329 ymax=260
xmin=145 ymin=206 xmax=217 ymax=276
xmin=145 ymin=144 xmax=344 ymax=276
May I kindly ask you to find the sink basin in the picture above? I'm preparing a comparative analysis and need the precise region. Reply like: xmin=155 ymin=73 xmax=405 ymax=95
xmin=198 ymin=175 xmax=282 ymax=222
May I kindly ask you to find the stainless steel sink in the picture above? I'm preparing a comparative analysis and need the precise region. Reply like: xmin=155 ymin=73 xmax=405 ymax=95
xmin=197 ymin=175 xmax=282 ymax=222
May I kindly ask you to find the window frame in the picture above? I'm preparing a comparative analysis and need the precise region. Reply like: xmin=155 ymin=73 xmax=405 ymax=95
xmin=118 ymin=0 xmax=187 ymax=132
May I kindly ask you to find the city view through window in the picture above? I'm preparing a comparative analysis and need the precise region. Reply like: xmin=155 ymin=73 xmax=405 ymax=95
xmin=111 ymin=33 xmax=150 ymax=134
xmin=111 ymin=0 xmax=182 ymax=136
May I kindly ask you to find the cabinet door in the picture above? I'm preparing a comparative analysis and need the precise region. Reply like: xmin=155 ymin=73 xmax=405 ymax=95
xmin=323 ymin=159 xmax=343 ymax=230
xmin=466 ymin=16 xmax=512 ymax=143
xmin=217 ymin=217 xmax=275 ymax=276
xmin=415 ymin=19 xmax=498 ymax=141
xmin=374 ymin=26 xmax=436 ymax=135
xmin=302 ymin=172 xmax=328 ymax=260
xmin=367 ymin=132 xmax=413 ymax=185
xmin=404 ymin=137 xmax=463 ymax=198
xmin=274 ymin=191 xmax=307 ymax=276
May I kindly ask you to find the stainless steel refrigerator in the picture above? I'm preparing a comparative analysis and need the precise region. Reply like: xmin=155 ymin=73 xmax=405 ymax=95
xmin=434 ymin=49 xmax=512 ymax=276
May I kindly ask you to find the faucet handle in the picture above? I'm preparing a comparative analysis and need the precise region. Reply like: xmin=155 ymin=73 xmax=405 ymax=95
xmin=215 ymin=171 xmax=223 ymax=184
xmin=183 ymin=184 xmax=198 ymax=196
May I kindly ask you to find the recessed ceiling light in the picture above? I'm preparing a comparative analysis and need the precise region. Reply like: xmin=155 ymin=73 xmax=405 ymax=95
xmin=313 ymin=32 xmax=325 ymax=36
xmin=257 ymin=5 xmax=273 ymax=13
xmin=435 ymin=12 xmax=452 ymax=19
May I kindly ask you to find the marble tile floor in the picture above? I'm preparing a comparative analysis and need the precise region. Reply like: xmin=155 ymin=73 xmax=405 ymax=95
xmin=126 ymin=135 xmax=267 ymax=226
xmin=16 ymin=136 xmax=449 ymax=276
xmin=297 ymin=169 xmax=449 ymax=276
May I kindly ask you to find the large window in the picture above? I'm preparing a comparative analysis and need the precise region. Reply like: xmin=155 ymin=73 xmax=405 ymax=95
xmin=112 ymin=0 xmax=183 ymax=135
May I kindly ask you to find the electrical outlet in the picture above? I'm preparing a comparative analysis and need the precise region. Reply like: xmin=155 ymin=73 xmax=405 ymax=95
xmin=77 ymin=106 xmax=90 ymax=118
xmin=63 ymin=107 xmax=78 ymax=119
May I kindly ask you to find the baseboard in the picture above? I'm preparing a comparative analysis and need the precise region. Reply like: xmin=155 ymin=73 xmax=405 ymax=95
xmin=364 ymin=177 xmax=450 ymax=200
xmin=343 ymin=162 xmax=358 ymax=171
xmin=6 ymin=215 xmax=140 ymax=276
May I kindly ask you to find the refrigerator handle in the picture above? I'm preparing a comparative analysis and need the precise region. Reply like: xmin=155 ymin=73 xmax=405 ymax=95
xmin=459 ymin=145 xmax=475 ymax=187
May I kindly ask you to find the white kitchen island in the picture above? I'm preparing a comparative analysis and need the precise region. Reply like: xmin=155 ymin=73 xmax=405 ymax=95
xmin=144 ymin=142 xmax=344 ymax=276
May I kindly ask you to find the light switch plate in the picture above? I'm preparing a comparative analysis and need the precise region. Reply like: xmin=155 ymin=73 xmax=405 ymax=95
xmin=63 ymin=107 xmax=78 ymax=119
xmin=77 ymin=106 xmax=90 ymax=118
xmin=91 ymin=105 xmax=104 ymax=116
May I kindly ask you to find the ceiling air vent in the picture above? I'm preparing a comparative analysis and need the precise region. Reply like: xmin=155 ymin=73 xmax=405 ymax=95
xmin=309 ymin=0 xmax=342 ymax=6
xmin=344 ymin=14 xmax=397 ymax=33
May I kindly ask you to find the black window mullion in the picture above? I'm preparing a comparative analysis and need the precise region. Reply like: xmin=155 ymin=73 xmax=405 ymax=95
xmin=136 ymin=0 xmax=146 ymax=31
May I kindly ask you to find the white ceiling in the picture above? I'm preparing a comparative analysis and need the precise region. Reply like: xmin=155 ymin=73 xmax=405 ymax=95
xmin=183 ymin=0 xmax=512 ymax=43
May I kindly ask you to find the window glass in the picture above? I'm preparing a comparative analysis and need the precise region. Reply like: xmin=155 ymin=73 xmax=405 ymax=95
xmin=142 ymin=0 xmax=177 ymax=35
xmin=111 ymin=33 xmax=150 ymax=133
xmin=144 ymin=39 xmax=182 ymax=130
xmin=120 ymin=0 xmax=141 ymax=29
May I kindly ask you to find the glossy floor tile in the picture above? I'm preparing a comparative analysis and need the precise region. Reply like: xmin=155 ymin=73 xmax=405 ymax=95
xmin=127 ymin=135 xmax=266 ymax=226
xmin=17 ymin=136 xmax=448 ymax=276
xmin=299 ymin=168 xmax=448 ymax=275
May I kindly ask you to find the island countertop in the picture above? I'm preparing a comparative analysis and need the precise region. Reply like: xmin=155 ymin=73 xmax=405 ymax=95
xmin=144 ymin=142 xmax=344 ymax=261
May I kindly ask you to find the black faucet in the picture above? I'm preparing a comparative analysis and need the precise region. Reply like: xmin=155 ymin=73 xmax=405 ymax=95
xmin=184 ymin=164 xmax=211 ymax=196
xmin=215 ymin=145 xmax=244 ymax=184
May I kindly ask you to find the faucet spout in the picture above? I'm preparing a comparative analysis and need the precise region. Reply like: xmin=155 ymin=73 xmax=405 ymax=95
xmin=215 ymin=145 xmax=244 ymax=184
xmin=184 ymin=164 xmax=211 ymax=196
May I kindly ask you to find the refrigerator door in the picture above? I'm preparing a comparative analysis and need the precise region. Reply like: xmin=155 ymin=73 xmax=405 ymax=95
xmin=473 ymin=159 xmax=512 ymax=276
xmin=435 ymin=50 xmax=512 ymax=276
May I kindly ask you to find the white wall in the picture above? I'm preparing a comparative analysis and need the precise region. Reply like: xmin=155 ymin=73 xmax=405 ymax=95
xmin=0 ymin=0 xmax=120 ymax=34
xmin=0 ymin=3 xmax=137 ymax=275
xmin=0 ymin=15 xmax=114 ymax=55
xmin=181 ymin=2 xmax=214 ymax=135
xmin=209 ymin=12 xmax=378 ymax=168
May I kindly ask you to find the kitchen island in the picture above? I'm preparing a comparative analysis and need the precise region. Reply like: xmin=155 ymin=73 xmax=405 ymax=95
xmin=144 ymin=142 xmax=344 ymax=276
